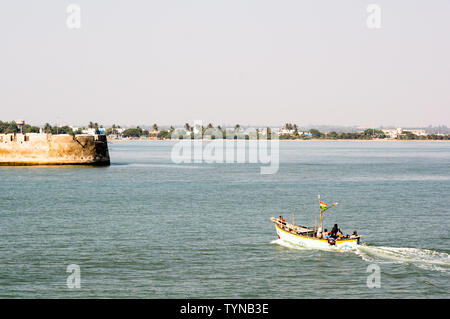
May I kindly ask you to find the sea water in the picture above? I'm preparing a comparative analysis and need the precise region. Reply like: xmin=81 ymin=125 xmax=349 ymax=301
xmin=0 ymin=140 xmax=449 ymax=298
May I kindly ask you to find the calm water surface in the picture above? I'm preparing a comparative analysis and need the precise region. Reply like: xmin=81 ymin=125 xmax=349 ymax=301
xmin=0 ymin=141 xmax=449 ymax=298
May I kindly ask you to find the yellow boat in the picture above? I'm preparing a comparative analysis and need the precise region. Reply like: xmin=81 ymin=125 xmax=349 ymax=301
xmin=271 ymin=196 xmax=361 ymax=250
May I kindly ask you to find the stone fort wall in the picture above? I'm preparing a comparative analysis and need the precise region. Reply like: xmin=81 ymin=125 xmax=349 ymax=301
xmin=0 ymin=133 xmax=110 ymax=166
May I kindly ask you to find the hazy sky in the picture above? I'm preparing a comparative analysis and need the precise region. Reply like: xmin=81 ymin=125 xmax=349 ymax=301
xmin=1 ymin=0 xmax=449 ymax=127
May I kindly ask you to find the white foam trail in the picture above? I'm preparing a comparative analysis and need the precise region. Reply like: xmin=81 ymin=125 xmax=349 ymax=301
xmin=270 ymin=239 xmax=344 ymax=252
xmin=271 ymin=239 xmax=309 ymax=251
xmin=272 ymin=239 xmax=450 ymax=272
xmin=356 ymin=245 xmax=450 ymax=272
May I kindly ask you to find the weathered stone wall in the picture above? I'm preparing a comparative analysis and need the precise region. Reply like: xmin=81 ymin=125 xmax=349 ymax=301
xmin=0 ymin=133 xmax=110 ymax=166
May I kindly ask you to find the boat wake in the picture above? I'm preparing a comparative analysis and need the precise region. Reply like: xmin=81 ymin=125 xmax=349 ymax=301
xmin=271 ymin=239 xmax=450 ymax=272
xmin=270 ymin=239 xmax=340 ymax=252
xmin=271 ymin=239 xmax=310 ymax=251
xmin=355 ymin=244 xmax=450 ymax=272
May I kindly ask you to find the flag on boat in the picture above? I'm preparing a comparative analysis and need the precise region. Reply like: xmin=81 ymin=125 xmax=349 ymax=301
xmin=319 ymin=201 xmax=329 ymax=211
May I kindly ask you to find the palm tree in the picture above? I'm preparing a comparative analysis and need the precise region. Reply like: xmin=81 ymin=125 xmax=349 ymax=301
xmin=152 ymin=124 xmax=158 ymax=132
xmin=234 ymin=124 xmax=241 ymax=131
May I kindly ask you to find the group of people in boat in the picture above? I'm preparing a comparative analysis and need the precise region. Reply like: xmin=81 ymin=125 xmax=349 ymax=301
xmin=318 ymin=224 xmax=358 ymax=240
xmin=318 ymin=224 xmax=341 ymax=239
xmin=277 ymin=216 xmax=358 ymax=240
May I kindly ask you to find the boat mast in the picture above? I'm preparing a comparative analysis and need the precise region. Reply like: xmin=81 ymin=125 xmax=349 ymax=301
xmin=318 ymin=195 xmax=323 ymax=232
xmin=320 ymin=211 xmax=323 ymax=232
xmin=314 ymin=216 xmax=317 ymax=234
xmin=317 ymin=194 xmax=338 ymax=235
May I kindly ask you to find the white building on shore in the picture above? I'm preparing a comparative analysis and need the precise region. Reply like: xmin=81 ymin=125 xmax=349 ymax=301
xmin=279 ymin=128 xmax=296 ymax=135
xmin=382 ymin=128 xmax=403 ymax=138
xmin=382 ymin=128 xmax=427 ymax=138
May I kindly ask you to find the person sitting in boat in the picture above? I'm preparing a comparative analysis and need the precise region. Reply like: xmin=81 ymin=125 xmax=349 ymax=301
xmin=317 ymin=229 xmax=328 ymax=239
xmin=279 ymin=216 xmax=286 ymax=226
xmin=350 ymin=230 xmax=358 ymax=238
xmin=316 ymin=226 xmax=322 ymax=238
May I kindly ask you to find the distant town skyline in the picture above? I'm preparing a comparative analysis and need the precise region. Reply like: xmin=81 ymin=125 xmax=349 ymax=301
xmin=1 ymin=1 xmax=449 ymax=127
xmin=2 ymin=119 xmax=449 ymax=132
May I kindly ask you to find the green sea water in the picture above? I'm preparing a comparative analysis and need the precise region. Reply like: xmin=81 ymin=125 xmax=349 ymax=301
xmin=0 ymin=140 xmax=449 ymax=298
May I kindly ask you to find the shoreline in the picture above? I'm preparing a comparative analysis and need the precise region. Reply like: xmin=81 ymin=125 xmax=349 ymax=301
xmin=108 ymin=138 xmax=450 ymax=142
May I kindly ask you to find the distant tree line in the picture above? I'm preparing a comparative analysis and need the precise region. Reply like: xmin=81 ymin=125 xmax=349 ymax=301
xmin=0 ymin=121 xmax=40 ymax=134
xmin=1 ymin=120 xmax=450 ymax=140
xmin=42 ymin=123 xmax=80 ymax=135
xmin=0 ymin=120 xmax=84 ymax=135
xmin=280 ymin=128 xmax=449 ymax=140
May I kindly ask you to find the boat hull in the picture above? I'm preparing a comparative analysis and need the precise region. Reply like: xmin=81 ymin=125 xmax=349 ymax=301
xmin=275 ymin=224 xmax=359 ymax=250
